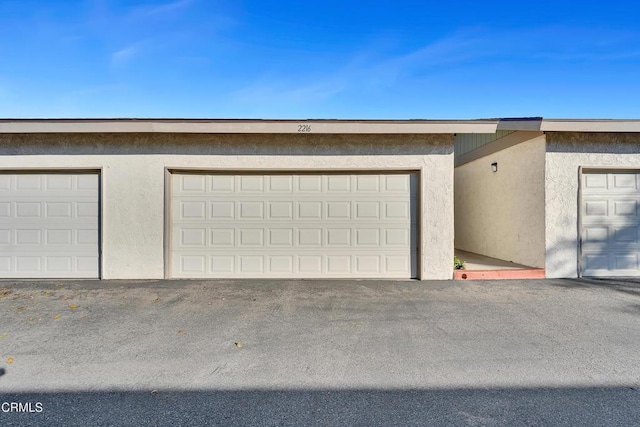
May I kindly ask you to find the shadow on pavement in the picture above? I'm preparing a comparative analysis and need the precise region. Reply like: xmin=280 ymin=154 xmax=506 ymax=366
xmin=1 ymin=387 xmax=639 ymax=426
xmin=550 ymin=278 xmax=640 ymax=296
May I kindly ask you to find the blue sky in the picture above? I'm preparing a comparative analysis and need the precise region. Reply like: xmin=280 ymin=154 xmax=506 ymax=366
xmin=1 ymin=0 xmax=639 ymax=119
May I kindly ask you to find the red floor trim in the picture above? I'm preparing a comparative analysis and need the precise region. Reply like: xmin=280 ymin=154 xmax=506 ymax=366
xmin=454 ymin=269 xmax=545 ymax=280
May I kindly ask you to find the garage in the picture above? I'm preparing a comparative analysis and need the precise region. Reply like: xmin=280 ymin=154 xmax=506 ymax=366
xmin=581 ymin=170 xmax=640 ymax=277
xmin=169 ymin=171 xmax=418 ymax=278
xmin=0 ymin=172 xmax=100 ymax=278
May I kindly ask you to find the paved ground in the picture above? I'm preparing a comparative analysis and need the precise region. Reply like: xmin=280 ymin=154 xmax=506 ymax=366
xmin=0 ymin=278 xmax=639 ymax=426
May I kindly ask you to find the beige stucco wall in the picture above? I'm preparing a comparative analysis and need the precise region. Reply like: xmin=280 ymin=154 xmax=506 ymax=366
xmin=0 ymin=133 xmax=454 ymax=280
xmin=454 ymin=134 xmax=546 ymax=268
xmin=545 ymin=132 xmax=640 ymax=278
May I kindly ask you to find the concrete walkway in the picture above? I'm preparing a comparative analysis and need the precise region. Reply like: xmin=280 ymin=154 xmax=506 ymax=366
xmin=454 ymin=249 xmax=545 ymax=279
xmin=454 ymin=249 xmax=532 ymax=270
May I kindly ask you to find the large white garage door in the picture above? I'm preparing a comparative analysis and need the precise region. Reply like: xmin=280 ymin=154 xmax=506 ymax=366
xmin=0 ymin=173 xmax=100 ymax=278
xmin=170 ymin=172 xmax=417 ymax=278
xmin=581 ymin=170 xmax=640 ymax=277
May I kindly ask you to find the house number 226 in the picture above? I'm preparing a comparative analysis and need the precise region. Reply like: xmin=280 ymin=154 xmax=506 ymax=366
xmin=297 ymin=125 xmax=311 ymax=133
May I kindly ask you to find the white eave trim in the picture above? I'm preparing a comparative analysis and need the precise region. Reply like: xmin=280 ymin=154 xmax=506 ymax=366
xmin=0 ymin=120 xmax=499 ymax=134
xmin=539 ymin=120 xmax=640 ymax=132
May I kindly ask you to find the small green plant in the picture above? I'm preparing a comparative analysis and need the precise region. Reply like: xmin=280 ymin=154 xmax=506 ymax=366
xmin=454 ymin=256 xmax=465 ymax=270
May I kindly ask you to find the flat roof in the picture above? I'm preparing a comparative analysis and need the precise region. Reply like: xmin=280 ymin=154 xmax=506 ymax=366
xmin=0 ymin=118 xmax=498 ymax=134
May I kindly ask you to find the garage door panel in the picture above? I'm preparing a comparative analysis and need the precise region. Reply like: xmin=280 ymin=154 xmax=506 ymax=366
xmin=173 ymin=252 xmax=419 ymax=278
xmin=211 ymin=255 xmax=234 ymax=273
xmin=269 ymin=255 xmax=294 ymax=273
xmin=180 ymin=201 xmax=206 ymax=220
xmin=386 ymin=255 xmax=412 ymax=273
xmin=298 ymin=176 xmax=322 ymax=192
xmin=240 ymin=255 xmax=264 ymax=273
xmin=385 ymin=228 xmax=410 ymax=246
xmin=581 ymin=171 xmax=640 ymax=277
xmin=327 ymin=255 xmax=350 ymax=273
xmin=0 ymin=175 xmax=10 ymax=190
xmin=171 ymin=172 xmax=417 ymax=278
xmin=355 ymin=202 xmax=379 ymax=219
xmin=384 ymin=174 xmax=412 ymax=192
xmin=0 ymin=174 xmax=96 ymax=194
xmin=326 ymin=201 xmax=350 ymax=219
xmin=612 ymin=173 xmax=639 ymax=190
xmin=0 ymin=173 xmax=99 ymax=278
xmin=180 ymin=228 xmax=207 ymax=247
xmin=181 ymin=255 xmax=206 ymax=274
xmin=180 ymin=174 xmax=207 ymax=192
xmin=268 ymin=202 xmax=293 ymax=219
xmin=268 ymin=228 xmax=293 ymax=246
xmin=46 ymin=202 xmax=73 ymax=218
xmin=211 ymin=228 xmax=234 ymax=246
xmin=239 ymin=201 xmax=264 ymax=219
xmin=45 ymin=175 xmax=73 ymax=190
xmin=583 ymin=253 xmax=609 ymax=272
xmin=614 ymin=254 xmax=639 ymax=270
xmin=297 ymin=202 xmax=322 ymax=220
xmin=210 ymin=201 xmax=234 ymax=219
xmin=269 ymin=176 xmax=293 ymax=192
xmin=239 ymin=228 xmax=264 ymax=246
xmin=0 ymin=229 xmax=96 ymax=248
xmin=584 ymin=224 xmax=640 ymax=246
xmin=326 ymin=175 xmax=350 ymax=192
xmin=355 ymin=175 xmax=380 ymax=192
xmin=239 ymin=176 xmax=264 ymax=192
xmin=0 ymin=257 xmax=9 ymax=272
xmin=210 ymin=175 xmax=234 ymax=192
xmin=583 ymin=252 xmax=640 ymax=276
xmin=584 ymin=199 xmax=608 ymax=217
xmin=327 ymin=228 xmax=351 ymax=246
xmin=612 ymin=200 xmax=638 ymax=217
xmin=298 ymin=228 xmax=322 ymax=246
xmin=355 ymin=228 xmax=380 ymax=246
xmin=47 ymin=256 xmax=73 ymax=272
xmin=613 ymin=226 xmax=639 ymax=243
xmin=355 ymin=255 xmax=380 ymax=273
xmin=2 ymin=201 xmax=96 ymax=222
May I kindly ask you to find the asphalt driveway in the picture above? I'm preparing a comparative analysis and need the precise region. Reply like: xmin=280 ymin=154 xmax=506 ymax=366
xmin=1 ymin=278 xmax=640 ymax=426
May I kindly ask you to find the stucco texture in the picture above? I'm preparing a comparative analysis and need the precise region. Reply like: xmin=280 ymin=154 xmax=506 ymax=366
xmin=545 ymin=132 xmax=640 ymax=278
xmin=454 ymin=135 xmax=546 ymax=268
xmin=0 ymin=133 xmax=454 ymax=280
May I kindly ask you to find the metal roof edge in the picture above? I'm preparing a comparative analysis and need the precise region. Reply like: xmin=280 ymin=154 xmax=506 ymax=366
xmin=496 ymin=117 xmax=543 ymax=131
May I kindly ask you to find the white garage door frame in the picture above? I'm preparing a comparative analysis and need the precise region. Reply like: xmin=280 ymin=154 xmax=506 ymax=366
xmin=164 ymin=168 xmax=422 ymax=279
xmin=0 ymin=168 xmax=103 ymax=279
xmin=578 ymin=166 xmax=640 ymax=277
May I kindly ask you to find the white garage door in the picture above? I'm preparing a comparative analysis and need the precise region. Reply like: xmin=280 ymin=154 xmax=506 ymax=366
xmin=170 ymin=172 xmax=418 ymax=278
xmin=0 ymin=173 xmax=100 ymax=278
xmin=581 ymin=170 xmax=640 ymax=276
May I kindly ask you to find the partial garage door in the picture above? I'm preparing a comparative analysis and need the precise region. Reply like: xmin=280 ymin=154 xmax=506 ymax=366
xmin=581 ymin=170 xmax=640 ymax=276
xmin=0 ymin=172 xmax=100 ymax=278
xmin=170 ymin=172 xmax=417 ymax=278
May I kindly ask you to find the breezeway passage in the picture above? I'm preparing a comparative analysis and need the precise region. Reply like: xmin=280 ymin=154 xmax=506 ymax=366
xmin=0 ymin=172 xmax=100 ymax=278
xmin=169 ymin=172 xmax=418 ymax=278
